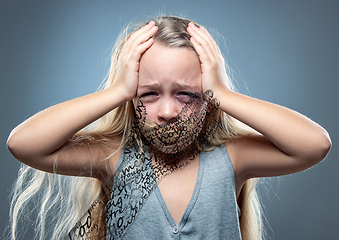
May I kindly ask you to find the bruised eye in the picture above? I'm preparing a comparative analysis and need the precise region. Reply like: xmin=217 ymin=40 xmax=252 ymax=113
xmin=176 ymin=92 xmax=194 ymax=103
xmin=179 ymin=92 xmax=193 ymax=97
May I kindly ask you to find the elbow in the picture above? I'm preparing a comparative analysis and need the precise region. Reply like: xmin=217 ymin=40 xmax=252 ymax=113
xmin=319 ymin=129 xmax=332 ymax=160
xmin=6 ymin=129 xmax=29 ymax=162
xmin=308 ymin=128 xmax=332 ymax=164
xmin=7 ymin=129 xmax=20 ymax=159
xmin=292 ymin=128 xmax=331 ymax=172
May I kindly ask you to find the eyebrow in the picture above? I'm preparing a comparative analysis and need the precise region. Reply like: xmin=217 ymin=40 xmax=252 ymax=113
xmin=172 ymin=82 xmax=194 ymax=89
xmin=139 ymin=83 xmax=161 ymax=89
xmin=139 ymin=82 xmax=196 ymax=90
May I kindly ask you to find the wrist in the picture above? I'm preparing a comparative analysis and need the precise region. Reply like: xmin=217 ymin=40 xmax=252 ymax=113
xmin=203 ymin=90 xmax=220 ymax=108
xmin=203 ymin=84 xmax=231 ymax=108
xmin=109 ymin=82 xmax=135 ymax=103
xmin=104 ymin=85 xmax=131 ymax=108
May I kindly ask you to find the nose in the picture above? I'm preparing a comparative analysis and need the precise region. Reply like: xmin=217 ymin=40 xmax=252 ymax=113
xmin=158 ymin=97 xmax=180 ymax=123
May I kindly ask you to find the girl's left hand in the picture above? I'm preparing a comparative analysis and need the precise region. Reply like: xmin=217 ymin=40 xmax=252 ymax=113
xmin=187 ymin=22 xmax=230 ymax=96
xmin=188 ymin=23 xmax=331 ymax=187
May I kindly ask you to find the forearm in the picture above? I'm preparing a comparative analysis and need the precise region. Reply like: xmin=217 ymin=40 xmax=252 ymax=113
xmin=7 ymin=86 xmax=126 ymax=160
xmin=187 ymin=22 xmax=330 ymax=177
xmin=214 ymin=87 xmax=331 ymax=161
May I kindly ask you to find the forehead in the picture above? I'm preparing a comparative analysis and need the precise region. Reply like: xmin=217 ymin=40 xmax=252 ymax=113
xmin=139 ymin=42 xmax=201 ymax=88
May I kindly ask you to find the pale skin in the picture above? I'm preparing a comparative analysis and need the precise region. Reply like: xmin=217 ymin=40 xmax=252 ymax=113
xmin=7 ymin=21 xmax=331 ymax=225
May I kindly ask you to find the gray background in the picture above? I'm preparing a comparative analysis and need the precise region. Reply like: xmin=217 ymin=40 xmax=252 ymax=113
xmin=1 ymin=0 xmax=338 ymax=239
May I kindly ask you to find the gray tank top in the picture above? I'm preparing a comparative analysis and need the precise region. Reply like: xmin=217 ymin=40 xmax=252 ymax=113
xmin=108 ymin=144 xmax=242 ymax=239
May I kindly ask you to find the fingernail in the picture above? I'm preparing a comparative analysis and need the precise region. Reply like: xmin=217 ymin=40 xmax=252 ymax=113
xmin=148 ymin=21 xmax=155 ymax=26
xmin=187 ymin=26 xmax=193 ymax=32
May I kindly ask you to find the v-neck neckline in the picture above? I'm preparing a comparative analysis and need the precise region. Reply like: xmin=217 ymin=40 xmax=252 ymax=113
xmin=154 ymin=151 xmax=205 ymax=229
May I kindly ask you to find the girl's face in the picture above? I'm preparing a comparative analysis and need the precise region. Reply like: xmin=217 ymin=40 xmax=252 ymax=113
xmin=134 ymin=42 xmax=207 ymax=154
xmin=136 ymin=42 xmax=203 ymax=125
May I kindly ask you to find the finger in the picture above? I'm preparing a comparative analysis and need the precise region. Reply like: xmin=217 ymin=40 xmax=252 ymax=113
xmin=125 ymin=21 xmax=157 ymax=51
xmin=190 ymin=23 xmax=213 ymax=47
xmin=120 ymin=25 xmax=157 ymax=64
xmin=188 ymin=23 xmax=219 ymax=58
xmin=121 ymin=25 xmax=154 ymax=58
xmin=200 ymin=26 xmax=222 ymax=55
xmin=190 ymin=37 xmax=215 ymax=76
xmin=197 ymin=26 xmax=220 ymax=56
xmin=135 ymin=37 xmax=154 ymax=55
xmin=187 ymin=24 xmax=215 ymax=61
xmin=129 ymin=21 xmax=156 ymax=42
xmin=188 ymin=27 xmax=214 ymax=65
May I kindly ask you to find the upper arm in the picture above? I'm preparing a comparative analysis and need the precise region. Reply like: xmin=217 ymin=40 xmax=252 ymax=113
xmin=12 ymin=136 xmax=122 ymax=183
xmin=226 ymin=134 xmax=323 ymax=182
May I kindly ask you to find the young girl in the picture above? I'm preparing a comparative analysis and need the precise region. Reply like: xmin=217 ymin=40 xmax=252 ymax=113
xmin=7 ymin=16 xmax=331 ymax=240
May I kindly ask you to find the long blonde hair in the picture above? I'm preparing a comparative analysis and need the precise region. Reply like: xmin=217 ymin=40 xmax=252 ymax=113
xmin=8 ymin=15 xmax=263 ymax=240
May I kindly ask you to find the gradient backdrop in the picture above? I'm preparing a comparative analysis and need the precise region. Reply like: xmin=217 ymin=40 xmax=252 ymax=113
xmin=1 ymin=0 xmax=338 ymax=239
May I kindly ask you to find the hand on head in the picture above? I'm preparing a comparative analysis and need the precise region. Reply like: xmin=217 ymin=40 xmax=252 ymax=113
xmin=112 ymin=19 xmax=230 ymax=106
xmin=112 ymin=21 xmax=158 ymax=102
xmin=187 ymin=22 xmax=230 ymax=97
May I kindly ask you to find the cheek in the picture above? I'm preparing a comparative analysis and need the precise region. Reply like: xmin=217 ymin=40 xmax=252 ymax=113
xmin=142 ymin=102 xmax=158 ymax=121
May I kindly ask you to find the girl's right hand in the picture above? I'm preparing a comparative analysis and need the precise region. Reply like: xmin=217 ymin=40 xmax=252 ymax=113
xmin=112 ymin=21 xmax=158 ymax=102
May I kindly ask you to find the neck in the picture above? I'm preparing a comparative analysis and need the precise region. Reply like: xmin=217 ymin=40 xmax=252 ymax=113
xmin=149 ymin=141 xmax=200 ymax=182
